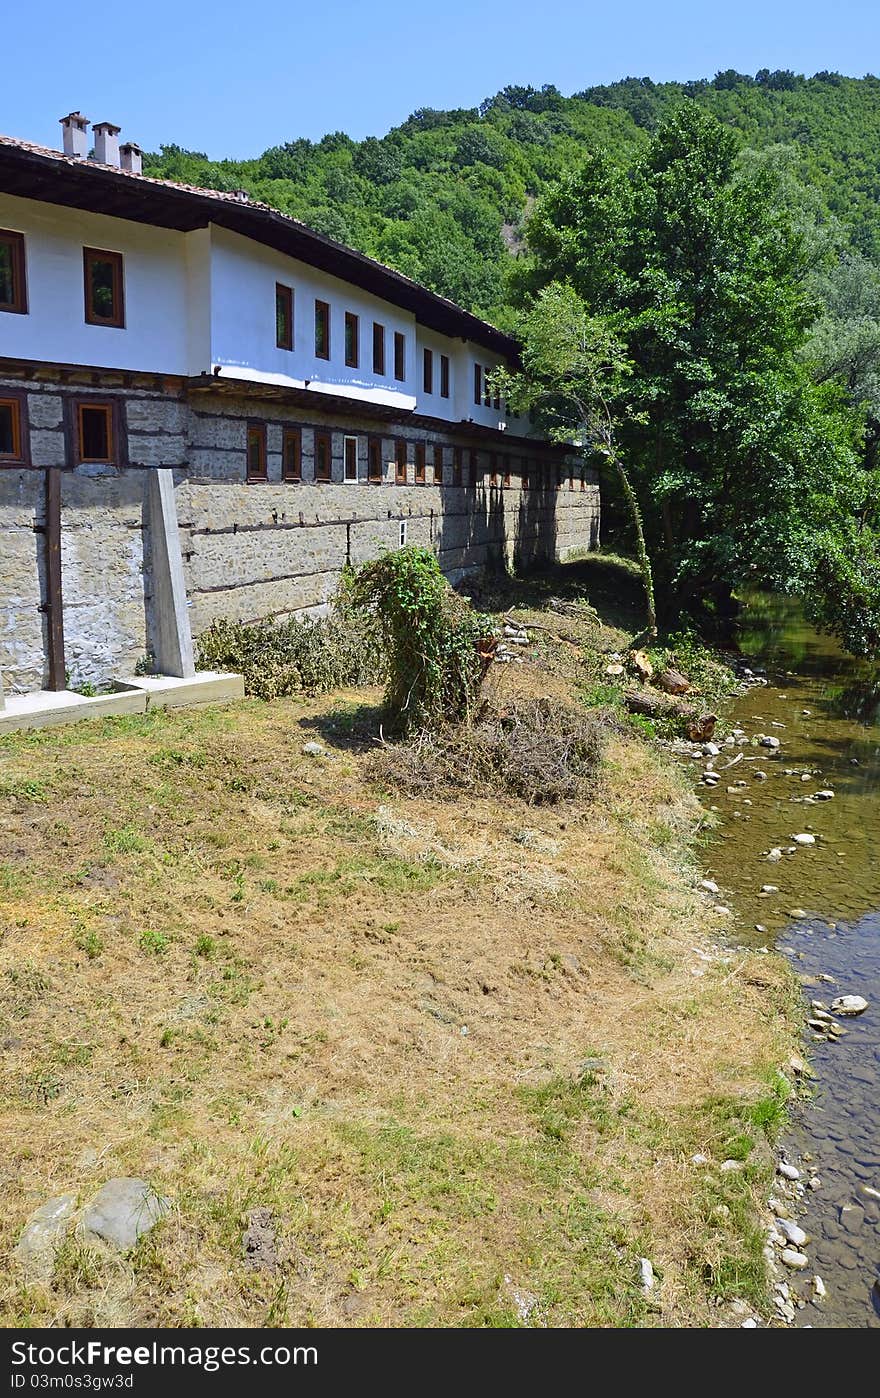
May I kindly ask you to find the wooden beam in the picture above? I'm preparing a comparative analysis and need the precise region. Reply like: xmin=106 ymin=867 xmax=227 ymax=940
xmin=45 ymin=468 xmax=66 ymax=691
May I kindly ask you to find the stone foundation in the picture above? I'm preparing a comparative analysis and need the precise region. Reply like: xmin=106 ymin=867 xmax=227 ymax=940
xmin=0 ymin=371 xmax=600 ymax=694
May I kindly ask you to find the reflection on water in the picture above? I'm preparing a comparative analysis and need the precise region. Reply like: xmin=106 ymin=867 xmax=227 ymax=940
xmin=704 ymin=595 xmax=880 ymax=1326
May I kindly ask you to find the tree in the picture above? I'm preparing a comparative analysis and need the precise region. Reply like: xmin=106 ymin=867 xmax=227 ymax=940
xmin=497 ymin=283 xmax=657 ymax=637
xmin=519 ymin=105 xmax=870 ymax=644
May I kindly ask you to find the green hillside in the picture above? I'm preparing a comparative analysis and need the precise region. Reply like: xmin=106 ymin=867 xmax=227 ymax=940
xmin=144 ymin=71 xmax=880 ymax=322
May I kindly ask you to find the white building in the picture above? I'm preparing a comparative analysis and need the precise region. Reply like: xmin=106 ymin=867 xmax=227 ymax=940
xmin=0 ymin=114 xmax=599 ymax=707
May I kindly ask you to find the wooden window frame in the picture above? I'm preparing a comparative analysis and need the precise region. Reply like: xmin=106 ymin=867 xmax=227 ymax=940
xmin=423 ymin=347 xmax=433 ymax=395
xmin=83 ymin=247 xmax=125 ymax=328
xmin=473 ymin=362 xmax=482 ymax=406
xmin=343 ymin=434 xmax=359 ymax=484
xmin=483 ymin=368 xmax=491 ymax=409
xmin=394 ymin=331 xmax=406 ymax=383
xmin=394 ymin=439 xmax=408 ymax=485
xmin=315 ymin=299 xmax=331 ymax=360
xmin=502 ymin=454 xmax=511 ymax=488
xmin=0 ymin=391 xmax=29 ymax=467
xmin=345 ymin=311 xmax=359 ymax=368
xmin=433 ymin=444 xmax=443 ymax=485
xmin=314 ymin=430 xmax=332 ymax=482
xmin=76 ymin=401 xmax=116 ymax=465
xmin=521 ymin=459 xmax=529 ymax=490
xmin=282 ymin=426 xmax=302 ymax=482
xmin=414 ymin=442 xmax=426 ymax=484
xmin=246 ymin=421 xmax=267 ymax=482
xmin=276 ymin=282 xmax=294 ymax=351
xmin=373 ymin=322 xmax=386 ymax=376
xmin=490 ymin=454 xmax=498 ymax=487
xmin=440 ymin=354 xmax=450 ymax=399
xmin=452 ymin=446 xmax=463 ymax=486
xmin=0 ymin=230 xmax=28 ymax=315
xmin=367 ymin=437 xmax=383 ymax=484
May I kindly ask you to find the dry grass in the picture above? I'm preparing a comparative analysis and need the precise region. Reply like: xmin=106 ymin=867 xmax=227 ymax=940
xmin=0 ymin=570 xmax=798 ymax=1329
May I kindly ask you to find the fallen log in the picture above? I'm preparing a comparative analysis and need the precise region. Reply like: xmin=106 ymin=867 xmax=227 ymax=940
xmin=624 ymin=689 xmax=717 ymax=739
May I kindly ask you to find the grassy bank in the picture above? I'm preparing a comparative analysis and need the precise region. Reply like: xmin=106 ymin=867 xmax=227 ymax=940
xmin=0 ymin=557 xmax=797 ymax=1327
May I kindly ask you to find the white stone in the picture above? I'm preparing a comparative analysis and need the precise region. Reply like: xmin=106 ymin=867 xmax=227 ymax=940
xmin=781 ymin=1248 xmax=809 ymax=1270
xmin=741 ymin=1318 xmax=758 ymax=1328
xmin=792 ymin=833 xmax=815 ymax=845
xmin=78 ymin=1178 xmax=170 ymax=1251
xmin=760 ymin=735 xmax=781 ymax=749
xmin=777 ymin=1162 xmax=801 ymax=1181
xmin=699 ymin=879 xmax=720 ymax=894
xmin=811 ymin=1275 xmax=827 ymax=1300
xmin=639 ymin=1257 xmax=655 ymax=1293
xmin=720 ymin=1159 xmax=743 ymax=1173
xmin=813 ymin=790 xmax=834 ymax=801
xmin=777 ymin=1219 xmax=808 ymax=1248
xmin=761 ymin=884 xmax=779 ymax=894
xmin=830 ymin=995 xmax=868 ymax=1016
xmin=301 ymin=741 xmax=325 ymax=757
xmin=15 ymin=1194 xmax=76 ymax=1281
xmin=766 ymin=848 xmax=783 ymax=862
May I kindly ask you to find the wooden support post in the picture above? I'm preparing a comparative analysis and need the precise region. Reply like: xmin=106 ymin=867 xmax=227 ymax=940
xmin=45 ymin=468 xmax=66 ymax=691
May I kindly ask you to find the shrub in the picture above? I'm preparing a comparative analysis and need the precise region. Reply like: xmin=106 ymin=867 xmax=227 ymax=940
xmin=351 ymin=547 xmax=493 ymax=731
xmin=196 ymin=575 xmax=384 ymax=701
xmin=368 ymin=698 xmax=604 ymax=805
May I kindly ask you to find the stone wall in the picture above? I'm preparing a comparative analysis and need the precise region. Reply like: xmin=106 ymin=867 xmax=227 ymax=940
xmin=0 ymin=373 xmax=600 ymax=693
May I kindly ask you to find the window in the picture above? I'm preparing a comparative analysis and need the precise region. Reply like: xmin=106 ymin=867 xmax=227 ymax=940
xmin=414 ymin=442 xmax=426 ymax=484
xmin=344 ymin=435 xmax=359 ymax=483
xmin=521 ymin=459 xmax=529 ymax=490
xmin=345 ymin=311 xmax=359 ymax=368
xmin=395 ymin=439 xmax=407 ymax=484
xmin=452 ymin=446 xmax=462 ymax=486
xmin=423 ymin=347 xmax=433 ymax=395
xmin=503 ymin=455 xmax=511 ymax=488
xmin=433 ymin=444 xmax=443 ymax=484
xmin=282 ymin=427 xmax=301 ymax=482
xmin=490 ymin=454 xmax=498 ymax=487
xmin=440 ymin=354 xmax=450 ymax=399
xmin=483 ymin=369 xmax=491 ymax=409
xmin=84 ymin=248 xmax=124 ymax=328
xmin=315 ymin=299 xmax=330 ymax=359
xmin=394 ymin=331 xmax=406 ymax=382
xmin=246 ymin=422 xmax=267 ymax=481
xmin=373 ymin=322 xmax=385 ymax=375
xmin=467 ymin=449 xmax=477 ymax=487
xmin=368 ymin=437 xmax=383 ymax=483
xmin=314 ymin=430 xmax=332 ymax=481
xmin=0 ymin=230 xmax=27 ymax=315
xmin=0 ymin=396 xmax=24 ymax=462
xmin=276 ymin=283 xmax=293 ymax=350
xmin=77 ymin=403 xmax=115 ymax=464
xmin=493 ymin=384 xmax=501 ymax=411
xmin=399 ymin=520 xmax=408 ymax=548
xmin=473 ymin=363 xmax=482 ymax=406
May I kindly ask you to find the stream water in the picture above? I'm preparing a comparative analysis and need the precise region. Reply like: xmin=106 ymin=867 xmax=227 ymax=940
xmin=697 ymin=595 xmax=880 ymax=1327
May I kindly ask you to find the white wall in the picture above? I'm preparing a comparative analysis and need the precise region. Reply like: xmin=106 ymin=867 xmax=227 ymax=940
xmin=209 ymin=226 xmax=417 ymax=410
xmin=0 ymin=194 xmax=532 ymax=435
xmin=0 ymin=193 xmax=203 ymax=375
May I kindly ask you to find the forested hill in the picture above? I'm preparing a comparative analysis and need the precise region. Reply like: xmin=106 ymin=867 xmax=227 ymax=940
xmin=144 ymin=72 xmax=880 ymax=322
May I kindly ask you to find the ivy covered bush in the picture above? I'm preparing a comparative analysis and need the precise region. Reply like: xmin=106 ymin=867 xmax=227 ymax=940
xmin=351 ymin=547 xmax=494 ymax=731
xmin=196 ymin=575 xmax=384 ymax=700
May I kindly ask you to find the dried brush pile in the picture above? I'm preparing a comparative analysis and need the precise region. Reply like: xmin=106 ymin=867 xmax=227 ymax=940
xmin=368 ymin=697 xmax=604 ymax=805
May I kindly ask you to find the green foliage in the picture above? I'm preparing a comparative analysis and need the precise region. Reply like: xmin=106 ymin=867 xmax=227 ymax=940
xmin=521 ymin=103 xmax=875 ymax=648
xmin=351 ymin=547 xmax=491 ymax=732
xmin=195 ymin=576 xmax=384 ymax=701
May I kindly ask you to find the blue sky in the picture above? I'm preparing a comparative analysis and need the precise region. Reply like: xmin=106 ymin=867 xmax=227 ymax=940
xmin=3 ymin=0 xmax=880 ymax=159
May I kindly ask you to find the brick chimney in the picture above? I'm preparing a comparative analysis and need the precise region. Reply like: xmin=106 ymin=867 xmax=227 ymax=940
xmin=60 ymin=111 xmax=89 ymax=158
xmin=119 ymin=141 xmax=143 ymax=175
xmin=93 ymin=121 xmax=121 ymax=166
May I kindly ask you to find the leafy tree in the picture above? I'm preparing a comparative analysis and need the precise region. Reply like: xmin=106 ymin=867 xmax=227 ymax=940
xmin=521 ymin=104 xmax=870 ymax=643
xmin=497 ymin=283 xmax=657 ymax=636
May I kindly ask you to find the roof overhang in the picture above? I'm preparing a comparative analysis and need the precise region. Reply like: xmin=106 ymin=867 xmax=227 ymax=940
xmin=0 ymin=138 xmax=518 ymax=357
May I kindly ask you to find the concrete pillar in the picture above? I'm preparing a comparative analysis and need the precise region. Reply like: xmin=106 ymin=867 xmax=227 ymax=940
xmin=148 ymin=470 xmax=195 ymax=678
xmin=0 ymin=669 xmax=5 ymax=712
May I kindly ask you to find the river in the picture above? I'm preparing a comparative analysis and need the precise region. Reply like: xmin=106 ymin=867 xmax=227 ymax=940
xmin=698 ymin=594 xmax=880 ymax=1328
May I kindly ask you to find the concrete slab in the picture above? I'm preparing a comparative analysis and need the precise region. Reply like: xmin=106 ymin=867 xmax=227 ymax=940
xmin=0 ymin=685 xmax=146 ymax=734
xmin=125 ymin=671 xmax=245 ymax=710
xmin=0 ymin=673 xmax=243 ymax=734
